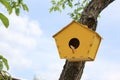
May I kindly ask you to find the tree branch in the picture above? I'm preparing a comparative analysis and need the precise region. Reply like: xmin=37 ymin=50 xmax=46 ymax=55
xmin=79 ymin=0 xmax=114 ymax=31
xmin=59 ymin=0 xmax=114 ymax=80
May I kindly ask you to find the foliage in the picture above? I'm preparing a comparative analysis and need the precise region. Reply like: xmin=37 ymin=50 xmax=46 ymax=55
xmin=50 ymin=0 xmax=90 ymax=21
xmin=0 ymin=55 xmax=12 ymax=80
xmin=0 ymin=0 xmax=29 ymax=28
xmin=0 ymin=0 xmax=28 ymax=79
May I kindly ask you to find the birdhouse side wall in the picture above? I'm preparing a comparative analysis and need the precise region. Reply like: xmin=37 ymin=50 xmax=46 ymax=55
xmin=88 ymin=34 xmax=102 ymax=60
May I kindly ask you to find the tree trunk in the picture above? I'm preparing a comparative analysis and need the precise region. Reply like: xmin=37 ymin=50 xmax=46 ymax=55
xmin=59 ymin=0 xmax=114 ymax=80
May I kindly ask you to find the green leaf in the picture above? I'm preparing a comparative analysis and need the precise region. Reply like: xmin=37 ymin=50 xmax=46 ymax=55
xmin=77 ymin=7 xmax=83 ymax=11
xmin=18 ymin=0 xmax=23 ymax=4
xmin=22 ymin=4 xmax=29 ymax=12
xmin=68 ymin=1 xmax=73 ymax=8
xmin=54 ymin=6 xmax=61 ymax=12
xmin=98 ymin=14 xmax=101 ymax=18
xmin=11 ymin=1 xmax=16 ymax=8
xmin=82 ymin=0 xmax=87 ymax=4
xmin=74 ymin=9 xmax=78 ymax=14
xmin=60 ymin=0 xmax=64 ymax=3
xmin=74 ymin=3 xmax=79 ymax=6
xmin=70 ymin=13 xmax=74 ymax=17
xmin=0 ymin=55 xmax=3 ymax=59
xmin=0 ymin=13 xmax=9 ymax=28
xmin=0 ymin=61 xmax=3 ymax=71
xmin=15 ymin=8 xmax=20 ymax=16
xmin=2 ymin=57 xmax=9 ymax=70
xmin=62 ymin=4 xmax=65 ymax=9
xmin=51 ymin=0 xmax=56 ymax=5
xmin=49 ymin=7 xmax=54 ymax=12
xmin=0 ymin=0 xmax=12 ymax=14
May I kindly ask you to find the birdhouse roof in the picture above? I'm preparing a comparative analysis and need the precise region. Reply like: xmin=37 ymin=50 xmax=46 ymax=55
xmin=53 ymin=21 xmax=101 ymax=38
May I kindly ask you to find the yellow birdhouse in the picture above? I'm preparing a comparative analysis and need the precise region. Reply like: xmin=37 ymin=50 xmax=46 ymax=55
xmin=53 ymin=21 xmax=102 ymax=61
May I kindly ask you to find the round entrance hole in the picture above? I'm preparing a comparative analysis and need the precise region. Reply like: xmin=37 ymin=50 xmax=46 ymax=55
xmin=69 ymin=38 xmax=80 ymax=49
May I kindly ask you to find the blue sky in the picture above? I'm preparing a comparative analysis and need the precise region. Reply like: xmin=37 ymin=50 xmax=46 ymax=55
xmin=0 ymin=0 xmax=120 ymax=80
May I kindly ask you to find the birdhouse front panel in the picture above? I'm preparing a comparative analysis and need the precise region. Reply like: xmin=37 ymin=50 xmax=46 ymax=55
xmin=53 ymin=21 xmax=102 ymax=61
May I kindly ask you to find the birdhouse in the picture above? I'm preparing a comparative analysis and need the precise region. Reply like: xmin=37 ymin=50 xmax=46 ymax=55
xmin=53 ymin=21 xmax=102 ymax=61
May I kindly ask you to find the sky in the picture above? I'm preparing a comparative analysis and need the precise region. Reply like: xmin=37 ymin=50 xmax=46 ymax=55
xmin=0 ymin=0 xmax=120 ymax=80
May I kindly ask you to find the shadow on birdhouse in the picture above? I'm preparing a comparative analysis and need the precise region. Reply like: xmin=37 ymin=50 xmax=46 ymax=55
xmin=53 ymin=21 xmax=102 ymax=62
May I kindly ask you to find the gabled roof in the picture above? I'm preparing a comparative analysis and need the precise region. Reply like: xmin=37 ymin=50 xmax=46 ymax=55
xmin=53 ymin=21 xmax=101 ymax=38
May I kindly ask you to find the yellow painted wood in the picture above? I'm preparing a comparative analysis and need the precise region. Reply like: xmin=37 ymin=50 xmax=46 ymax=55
xmin=53 ymin=21 xmax=102 ymax=61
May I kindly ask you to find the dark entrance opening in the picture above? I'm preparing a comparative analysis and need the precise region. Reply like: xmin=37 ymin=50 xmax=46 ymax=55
xmin=69 ymin=38 xmax=80 ymax=49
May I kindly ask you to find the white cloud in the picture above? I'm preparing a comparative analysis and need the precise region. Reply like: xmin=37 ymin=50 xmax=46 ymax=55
xmin=0 ymin=12 xmax=64 ymax=80
xmin=0 ymin=13 xmax=42 ymax=69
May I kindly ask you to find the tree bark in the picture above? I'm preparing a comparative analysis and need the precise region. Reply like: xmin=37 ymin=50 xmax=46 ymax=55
xmin=59 ymin=0 xmax=114 ymax=80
